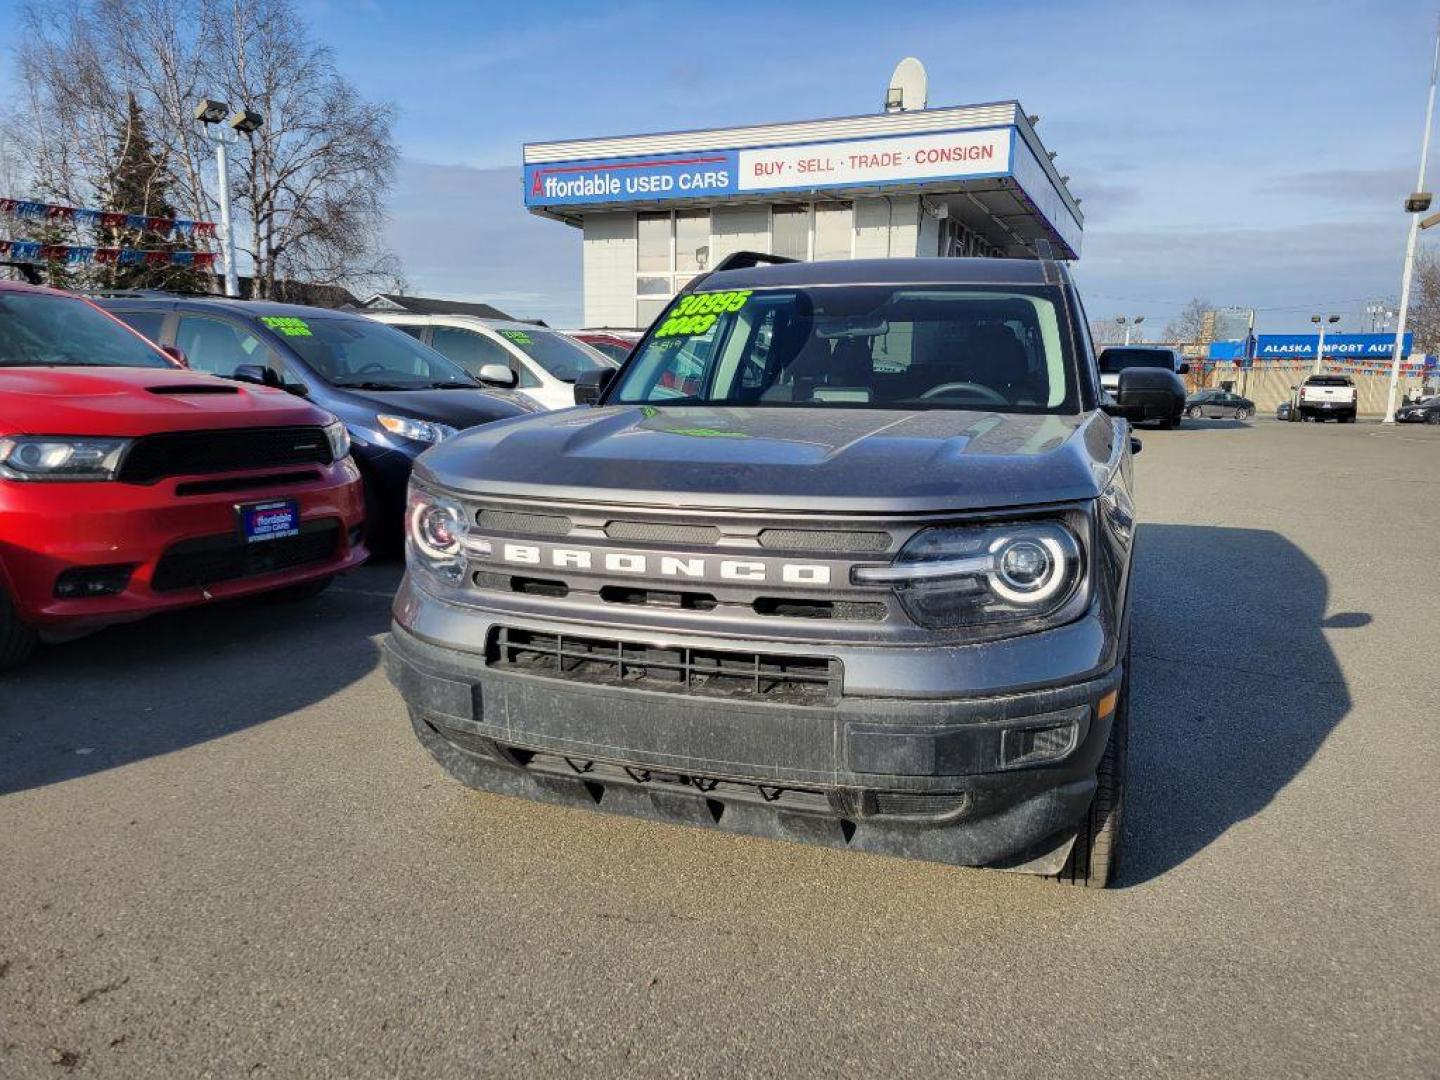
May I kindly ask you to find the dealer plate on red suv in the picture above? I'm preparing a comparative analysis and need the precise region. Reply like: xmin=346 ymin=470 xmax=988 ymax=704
xmin=239 ymin=499 xmax=300 ymax=543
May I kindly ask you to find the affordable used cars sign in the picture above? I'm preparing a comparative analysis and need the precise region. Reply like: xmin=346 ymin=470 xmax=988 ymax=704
xmin=524 ymin=128 xmax=1013 ymax=207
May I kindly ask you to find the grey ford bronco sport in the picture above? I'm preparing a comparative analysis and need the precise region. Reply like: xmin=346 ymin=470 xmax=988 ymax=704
xmin=385 ymin=253 xmax=1181 ymax=887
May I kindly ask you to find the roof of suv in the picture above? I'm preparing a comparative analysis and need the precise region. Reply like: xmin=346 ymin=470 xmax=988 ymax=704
xmin=699 ymin=256 xmax=1057 ymax=292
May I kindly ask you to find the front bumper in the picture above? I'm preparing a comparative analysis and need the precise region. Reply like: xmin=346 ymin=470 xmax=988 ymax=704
xmin=387 ymin=608 xmax=1123 ymax=873
xmin=0 ymin=459 xmax=366 ymax=629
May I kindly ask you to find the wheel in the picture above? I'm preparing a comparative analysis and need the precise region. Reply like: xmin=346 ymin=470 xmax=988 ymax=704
xmin=264 ymin=575 xmax=334 ymax=603
xmin=1236 ymin=406 xmax=1253 ymax=420
xmin=0 ymin=584 xmax=38 ymax=672
xmin=1427 ymin=412 xmax=1440 ymax=425
xmin=1054 ymin=657 xmax=1129 ymax=888
xmin=1187 ymin=405 xmax=1203 ymax=419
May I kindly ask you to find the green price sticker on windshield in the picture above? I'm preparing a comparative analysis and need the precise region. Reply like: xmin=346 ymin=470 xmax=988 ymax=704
xmin=654 ymin=290 xmax=752 ymax=339
xmin=498 ymin=329 xmax=533 ymax=345
xmin=261 ymin=316 xmax=312 ymax=337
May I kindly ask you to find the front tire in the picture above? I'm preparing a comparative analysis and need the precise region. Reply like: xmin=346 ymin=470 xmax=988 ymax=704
xmin=0 ymin=585 xmax=38 ymax=672
xmin=1054 ymin=660 xmax=1129 ymax=888
xmin=1187 ymin=405 xmax=1203 ymax=419
xmin=1236 ymin=406 xmax=1253 ymax=420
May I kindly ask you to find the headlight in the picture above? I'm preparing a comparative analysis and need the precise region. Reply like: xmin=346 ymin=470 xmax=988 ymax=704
xmin=323 ymin=420 xmax=351 ymax=460
xmin=377 ymin=414 xmax=456 ymax=444
xmin=853 ymin=520 xmax=1085 ymax=631
xmin=406 ymin=485 xmax=487 ymax=587
xmin=0 ymin=436 xmax=130 ymax=481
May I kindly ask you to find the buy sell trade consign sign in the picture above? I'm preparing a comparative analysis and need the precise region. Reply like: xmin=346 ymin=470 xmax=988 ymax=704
xmin=523 ymin=127 xmax=1012 ymax=207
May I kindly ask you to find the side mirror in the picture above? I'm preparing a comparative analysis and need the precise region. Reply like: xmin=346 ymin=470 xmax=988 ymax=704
xmin=574 ymin=367 xmax=615 ymax=406
xmin=1104 ymin=367 xmax=1185 ymax=423
xmin=233 ymin=363 xmax=281 ymax=389
xmin=162 ymin=344 xmax=188 ymax=368
xmin=1177 ymin=362 xmax=1190 ymax=375
xmin=477 ymin=362 xmax=518 ymax=388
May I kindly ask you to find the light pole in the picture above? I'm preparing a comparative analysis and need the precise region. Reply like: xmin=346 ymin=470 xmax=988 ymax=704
xmin=193 ymin=99 xmax=264 ymax=298
xmin=1311 ymin=314 xmax=1341 ymax=375
xmin=1384 ymin=21 xmax=1440 ymax=423
xmin=1116 ymin=315 xmax=1145 ymax=345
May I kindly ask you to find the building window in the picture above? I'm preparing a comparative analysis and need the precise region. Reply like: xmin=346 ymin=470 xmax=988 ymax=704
xmin=770 ymin=202 xmax=853 ymax=261
xmin=771 ymin=206 xmax=809 ymax=261
xmin=813 ymin=203 xmax=853 ymax=261
xmin=635 ymin=210 xmax=712 ymax=326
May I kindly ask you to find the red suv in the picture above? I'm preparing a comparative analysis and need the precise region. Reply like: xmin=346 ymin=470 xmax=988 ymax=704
xmin=0 ymin=282 xmax=366 ymax=669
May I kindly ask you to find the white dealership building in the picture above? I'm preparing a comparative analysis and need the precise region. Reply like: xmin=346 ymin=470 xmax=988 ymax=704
xmin=522 ymin=73 xmax=1084 ymax=329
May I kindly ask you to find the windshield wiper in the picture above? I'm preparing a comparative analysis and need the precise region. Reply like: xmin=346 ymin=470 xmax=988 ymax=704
xmin=427 ymin=380 xmax=478 ymax=389
xmin=332 ymin=380 xmax=413 ymax=391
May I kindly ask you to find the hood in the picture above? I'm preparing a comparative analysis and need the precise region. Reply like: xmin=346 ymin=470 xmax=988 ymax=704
xmin=0 ymin=366 xmax=332 ymax=436
xmin=416 ymin=405 xmax=1114 ymax=514
xmin=339 ymin=385 xmax=538 ymax=430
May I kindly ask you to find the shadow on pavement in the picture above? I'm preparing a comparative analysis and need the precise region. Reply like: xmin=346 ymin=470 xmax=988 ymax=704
xmin=0 ymin=563 xmax=403 ymax=795
xmin=1119 ymin=524 xmax=1356 ymax=886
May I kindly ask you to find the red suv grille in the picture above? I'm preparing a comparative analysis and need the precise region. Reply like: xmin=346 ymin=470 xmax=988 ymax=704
xmin=118 ymin=427 xmax=333 ymax=483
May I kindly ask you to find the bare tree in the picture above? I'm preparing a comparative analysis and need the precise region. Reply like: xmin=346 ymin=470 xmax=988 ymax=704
xmin=1091 ymin=319 xmax=1143 ymax=346
xmin=1407 ymin=250 xmax=1440 ymax=358
xmin=4 ymin=0 xmax=399 ymax=295
xmin=1163 ymin=297 xmax=1214 ymax=343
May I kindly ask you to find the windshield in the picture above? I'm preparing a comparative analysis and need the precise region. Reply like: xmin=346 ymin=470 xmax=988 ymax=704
xmin=278 ymin=316 xmax=477 ymax=389
xmin=610 ymin=285 xmax=1078 ymax=413
xmin=576 ymin=337 xmax=632 ymax=364
xmin=0 ymin=291 xmax=172 ymax=369
xmin=494 ymin=327 xmax=612 ymax=382
xmin=1098 ymin=348 xmax=1176 ymax=374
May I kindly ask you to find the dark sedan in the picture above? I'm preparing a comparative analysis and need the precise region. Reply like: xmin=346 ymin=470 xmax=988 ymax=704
xmin=1186 ymin=389 xmax=1255 ymax=420
xmin=1396 ymin=396 xmax=1440 ymax=423
xmin=95 ymin=295 xmax=538 ymax=548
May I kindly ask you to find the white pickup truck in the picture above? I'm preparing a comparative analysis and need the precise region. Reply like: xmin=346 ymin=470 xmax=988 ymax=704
xmin=1291 ymin=374 xmax=1358 ymax=423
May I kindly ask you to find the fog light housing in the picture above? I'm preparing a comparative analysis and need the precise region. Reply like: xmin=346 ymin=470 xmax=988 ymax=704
xmin=53 ymin=564 xmax=136 ymax=598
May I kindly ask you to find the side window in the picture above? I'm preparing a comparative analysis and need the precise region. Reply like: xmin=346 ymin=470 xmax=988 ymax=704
xmin=175 ymin=314 xmax=270 ymax=377
xmin=392 ymin=324 xmax=426 ymax=340
xmin=430 ymin=326 xmax=512 ymax=374
xmin=112 ymin=310 xmax=168 ymax=343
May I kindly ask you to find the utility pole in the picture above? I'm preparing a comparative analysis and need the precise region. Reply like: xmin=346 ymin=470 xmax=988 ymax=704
xmin=193 ymin=99 xmax=264 ymax=300
xmin=1385 ymin=20 xmax=1440 ymax=423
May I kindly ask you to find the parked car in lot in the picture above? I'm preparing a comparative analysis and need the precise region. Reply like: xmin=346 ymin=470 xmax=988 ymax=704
xmin=1097 ymin=345 xmax=1188 ymax=428
xmin=364 ymin=312 xmax=615 ymax=411
xmin=567 ymin=329 xmax=641 ymax=365
xmin=387 ymin=253 xmax=1187 ymax=887
xmin=1396 ymin=395 xmax=1440 ymax=423
xmin=1289 ymin=373 xmax=1357 ymax=423
xmin=94 ymin=295 xmax=536 ymax=546
xmin=1276 ymin=399 xmax=1294 ymax=421
xmin=1185 ymin=389 xmax=1255 ymax=419
xmin=0 ymin=282 xmax=366 ymax=670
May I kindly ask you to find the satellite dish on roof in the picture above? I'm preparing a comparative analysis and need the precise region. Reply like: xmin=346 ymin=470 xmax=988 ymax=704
xmin=885 ymin=57 xmax=928 ymax=113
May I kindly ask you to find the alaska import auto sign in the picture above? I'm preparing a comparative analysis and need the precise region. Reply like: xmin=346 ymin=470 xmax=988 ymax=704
xmin=1253 ymin=333 xmax=1413 ymax=358
xmin=523 ymin=127 xmax=1013 ymax=208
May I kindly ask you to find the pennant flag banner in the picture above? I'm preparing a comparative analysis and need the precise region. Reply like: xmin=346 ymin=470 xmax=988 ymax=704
xmin=0 ymin=239 xmax=215 ymax=271
xmin=0 ymin=196 xmax=216 ymax=241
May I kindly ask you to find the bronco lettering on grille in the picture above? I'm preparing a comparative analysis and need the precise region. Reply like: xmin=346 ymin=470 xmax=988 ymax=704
xmin=494 ymin=542 xmax=832 ymax=586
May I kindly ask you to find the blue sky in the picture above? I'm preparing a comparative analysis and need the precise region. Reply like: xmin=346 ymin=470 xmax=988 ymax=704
xmin=5 ymin=0 xmax=1438 ymax=332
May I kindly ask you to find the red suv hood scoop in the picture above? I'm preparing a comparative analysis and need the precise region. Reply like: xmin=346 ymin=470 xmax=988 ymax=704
xmin=146 ymin=383 xmax=241 ymax=395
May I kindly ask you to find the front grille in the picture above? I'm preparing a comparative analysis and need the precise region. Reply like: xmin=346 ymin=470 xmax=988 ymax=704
xmin=604 ymin=520 xmax=722 ymax=545
xmin=151 ymin=519 xmax=341 ymax=592
xmin=119 ymin=427 xmax=333 ymax=484
xmin=488 ymin=627 xmax=841 ymax=705
xmin=758 ymin=528 xmax=892 ymax=553
xmin=475 ymin=509 xmax=572 ymax=537
xmin=174 ymin=470 xmax=322 ymax=496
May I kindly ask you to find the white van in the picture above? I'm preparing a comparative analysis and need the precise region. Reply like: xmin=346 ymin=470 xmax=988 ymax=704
xmin=364 ymin=313 xmax=615 ymax=411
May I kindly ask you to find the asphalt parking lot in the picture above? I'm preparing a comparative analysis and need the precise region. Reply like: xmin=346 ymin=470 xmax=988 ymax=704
xmin=2 ymin=418 xmax=1437 ymax=1078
